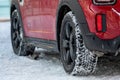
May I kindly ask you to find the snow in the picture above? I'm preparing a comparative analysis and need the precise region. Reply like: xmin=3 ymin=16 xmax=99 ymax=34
xmin=0 ymin=22 xmax=120 ymax=80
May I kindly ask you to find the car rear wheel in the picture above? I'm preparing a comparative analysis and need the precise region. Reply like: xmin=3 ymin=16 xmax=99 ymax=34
xmin=60 ymin=11 xmax=98 ymax=75
xmin=11 ymin=9 xmax=35 ymax=56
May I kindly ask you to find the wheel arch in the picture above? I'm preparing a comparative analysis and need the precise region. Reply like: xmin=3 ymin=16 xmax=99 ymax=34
xmin=56 ymin=0 xmax=90 ymax=51
xmin=56 ymin=4 xmax=71 ymax=51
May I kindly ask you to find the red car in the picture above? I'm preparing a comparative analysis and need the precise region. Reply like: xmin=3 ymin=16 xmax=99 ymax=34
xmin=10 ymin=0 xmax=119 ymax=75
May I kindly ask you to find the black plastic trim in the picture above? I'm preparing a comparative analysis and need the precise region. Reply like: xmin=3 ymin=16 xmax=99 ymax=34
xmin=25 ymin=37 xmax=59 ymax=53
xmin=92 ymin=0 xmax=117 ymax=6
xmin=102 ymin=14 xmax=106 ymax=32
xmin=84 ymin=34 xmax=120 ymax=53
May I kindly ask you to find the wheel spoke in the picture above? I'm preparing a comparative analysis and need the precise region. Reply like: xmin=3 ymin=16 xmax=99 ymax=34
xmin=19 ymin=26 xmax=23 ymax=39
xmin=63 ymin=39 xmax=69 ymax=48
xmin=13 ymin=18 xmax=16 ymax=30
xmin=68 ymin=32 xmax=76 ymax=61
xmin=17 ymin=34 xmax=22 ymax=42
xmin=14 ymin=37 xmax=19 ymax=48
xmin=18 ymin=41 xmax=23 ymax=55
xmin=65 ymin=50 xmax=71 ymax=64
xmin=12 ymin=32 xmax=17 ymax=40
xmin=13 ymin=31 xmax=22 ymax=48
xmin=65 ymin=23 xmax=71 ymax=39
xmin=15 ymin=20 xmax=19 ymax=30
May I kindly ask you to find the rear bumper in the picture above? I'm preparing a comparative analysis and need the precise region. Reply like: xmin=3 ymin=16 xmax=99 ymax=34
xmin=57 ymin=0 xmax=120 ymax=54
xmin=77 ymin=1 xmax=120 ymax=53
xmin=84 ymin=33 xmax=120 ymax=53
xmin=79 ymin=0 xmax=120 ymax=40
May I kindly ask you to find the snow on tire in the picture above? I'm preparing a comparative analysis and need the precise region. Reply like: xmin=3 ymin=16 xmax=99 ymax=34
xmin=72 ymin=23 xmax=98 ymax=75
xmin=60 ymin=11 xmax=98 ymax=76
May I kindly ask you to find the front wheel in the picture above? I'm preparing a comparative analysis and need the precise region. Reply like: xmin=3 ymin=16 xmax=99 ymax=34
xmin=60 ymin=11 xmax=98 ymax=75
xmin=11 ymin=9 xmax=35 ymax=56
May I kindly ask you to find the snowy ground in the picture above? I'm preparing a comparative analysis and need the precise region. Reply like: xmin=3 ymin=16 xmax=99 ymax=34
xmin=1 ymin=22 xmax=120 ymax=80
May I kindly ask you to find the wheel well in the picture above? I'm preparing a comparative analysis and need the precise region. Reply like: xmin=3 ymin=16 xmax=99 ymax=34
xmin=10 ymin=4 xmax=16 ymax=18
xmin=57 ymin=5 xmax=71 ymax=51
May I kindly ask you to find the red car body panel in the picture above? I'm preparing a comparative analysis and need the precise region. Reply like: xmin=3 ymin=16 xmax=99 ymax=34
xmin=79 ymin=0 xmax=120 ymax=39
xmin=19 ymin=0 xmax=59 ymax=40
xmin=19 ymin=0 xmax=120 ymax=40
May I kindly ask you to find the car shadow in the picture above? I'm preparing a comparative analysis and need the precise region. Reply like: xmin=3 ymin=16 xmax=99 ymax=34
xmin=92 ymin=57 xmax=120 ymax=76
xmin=27 ymin=50 xmax=120 ymax=77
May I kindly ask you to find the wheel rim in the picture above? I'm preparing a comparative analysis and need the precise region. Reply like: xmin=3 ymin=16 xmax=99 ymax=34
xmin=62 ymin=22 xmax=76 ymax=66
xmin=11 ymin=10 xmax=24 ymax=55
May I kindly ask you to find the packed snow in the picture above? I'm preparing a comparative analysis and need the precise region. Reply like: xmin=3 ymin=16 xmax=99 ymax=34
xmin=1 ymin=22 xmax=120 ymax=80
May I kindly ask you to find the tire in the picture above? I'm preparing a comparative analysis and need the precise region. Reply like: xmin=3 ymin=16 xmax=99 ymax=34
xmin=60 ymin=11 xmax=98 ymax=75
xmin=11 ymin=9 xmax=35 ymax=56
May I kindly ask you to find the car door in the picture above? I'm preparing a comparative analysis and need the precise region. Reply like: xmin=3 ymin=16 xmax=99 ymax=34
xmin=19 ymin=0 xmax=41 ymax=38
xmin=19 ymin=0 xmax=33 ymax=37
xmin=39 ymin=0 xmax=59 ymax=40
xmin=26 ymin=0 xmax=44 ymax=38
xmin=19 ymin=0 xmax=59 ymax=40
